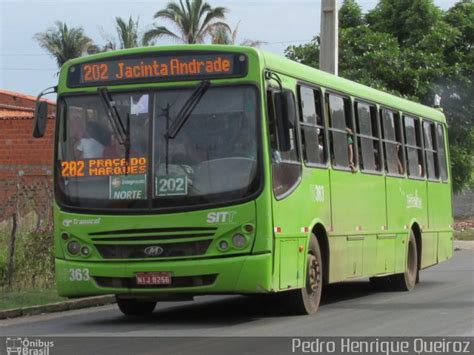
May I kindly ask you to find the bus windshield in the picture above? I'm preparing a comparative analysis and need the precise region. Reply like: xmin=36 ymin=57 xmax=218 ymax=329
xmin=56 ymin=85 xmax=260 ymax=211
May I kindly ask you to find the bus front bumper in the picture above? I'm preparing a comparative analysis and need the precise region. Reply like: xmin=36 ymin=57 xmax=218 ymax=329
xmin=56 ymin=253 xmax=273 ymax=298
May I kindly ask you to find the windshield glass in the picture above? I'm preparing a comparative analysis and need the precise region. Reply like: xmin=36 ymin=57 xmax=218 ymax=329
xmin=56 ymin=86 xmax=260 ymax=211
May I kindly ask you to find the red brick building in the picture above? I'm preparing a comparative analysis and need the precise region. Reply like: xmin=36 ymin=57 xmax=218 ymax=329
xmin=0 ymin=89 xmax=56 ymax=223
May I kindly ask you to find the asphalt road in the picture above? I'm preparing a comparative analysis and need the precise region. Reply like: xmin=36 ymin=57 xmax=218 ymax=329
xmin=1 ymin=250 xmax=473 ymax=354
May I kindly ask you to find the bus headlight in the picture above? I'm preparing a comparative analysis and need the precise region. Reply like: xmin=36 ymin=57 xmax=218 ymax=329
xmin=218 ymin=240 xmax=229 ymax=251
xmin=67 ymin=240 xmax=81 ymax=255
xmin=81 ymin=246 xmax=90 ymax=256
xmin=232 ymin=234 xmax=247 ymax=248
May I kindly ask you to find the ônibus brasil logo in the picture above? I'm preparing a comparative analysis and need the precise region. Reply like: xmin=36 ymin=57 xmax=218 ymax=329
xmin=5 ymin=337 xmax=54 ymax=355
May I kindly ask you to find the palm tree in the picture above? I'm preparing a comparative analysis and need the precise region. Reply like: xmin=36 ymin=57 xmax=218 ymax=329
xmin=116 ymin=16 xmax=140 ymax=48
xmin=144 ymin=0 xmax=230 ymax=44
xmin=211 ymin=21 xmax=240 ymax=45
xmin=211 ymin=21 xmax=267 ymax=48
xmin=101 ymin=17 xmax=153 ymax=51
xmin=34 ymin=21 xmax=93 ymax=67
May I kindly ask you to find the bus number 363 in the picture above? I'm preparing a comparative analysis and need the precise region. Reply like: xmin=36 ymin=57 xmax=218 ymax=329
xmin=69 ymin=268 xmax=90 ymax=281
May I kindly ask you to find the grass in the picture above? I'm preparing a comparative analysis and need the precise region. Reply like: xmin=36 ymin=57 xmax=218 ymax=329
xmin=0 ymin=288 xmax=66 ymax=310
xmin=454 ymin=229 xmax=474 ymax=241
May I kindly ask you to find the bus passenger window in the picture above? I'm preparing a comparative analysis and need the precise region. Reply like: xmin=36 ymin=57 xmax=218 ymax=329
xmin=298 ymin=85 xmax=326 ymax=165
xmin=423 ymin=120 xmax=439 ymax=180
xmin=436 ymin=124 xmax=449 ymax=181
xmin=381 ymin=109 xmax=404 ymax=175
xmin=327 ymin=94 xmax=355 ymax=171
xmin=355 ymin=102 xmax=381 ymax=172
xmin=404 ymin=116 xmax=425 ymax=178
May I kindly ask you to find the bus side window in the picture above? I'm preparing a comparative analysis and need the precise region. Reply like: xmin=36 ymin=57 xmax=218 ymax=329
xmin=436 ymin=124 xmax=449 ymax=182
xmin=298 ymin=85 xmax=326 ymax=165
xmin=326 ymin=93 xmax=355 ymax=170
xmin=404 ymin=115 xmax=425 ymax=178
xmin=381 ymin=109 xmax=404 ymax=175
xmin=423 ymin=120 xmax=439 ymax=180
xmin=355 ymin=102 xmax=381 ymax=172
xmin=267 ymin=89 xmax=301 ymax=198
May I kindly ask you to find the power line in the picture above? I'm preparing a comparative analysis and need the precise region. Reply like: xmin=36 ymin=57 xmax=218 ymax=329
xmin=1 ymin=39 xmax=315 ymax=57
xmin=0 ymin=54 xmax=49 ymax=57
xmin=0 ymin=68 xmax=57 ymax=71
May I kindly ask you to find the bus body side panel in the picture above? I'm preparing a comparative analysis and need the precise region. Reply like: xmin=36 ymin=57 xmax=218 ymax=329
xmin=329 ymin=170 xmax=386 ymax=281
xmin=385 ymin=176 xmax=429 ymax=270
xmin=427 ymin=180 xmax=453 ymax=263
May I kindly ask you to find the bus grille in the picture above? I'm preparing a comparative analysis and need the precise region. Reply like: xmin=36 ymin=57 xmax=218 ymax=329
xmin=89 ymin=227 xmax=217 ymax=237
xmin=94 ymin=274 xmax=217 ymax=289
xmin=94 ymin=240 xmax=212 ymax=259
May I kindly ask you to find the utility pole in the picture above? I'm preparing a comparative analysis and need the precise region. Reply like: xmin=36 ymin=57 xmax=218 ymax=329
xmin=319 ymin=0 xmax=339 ymax=75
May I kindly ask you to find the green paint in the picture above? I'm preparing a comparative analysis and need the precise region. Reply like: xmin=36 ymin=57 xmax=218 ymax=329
xmin=50 ymin=45 xmax=453 ymax=298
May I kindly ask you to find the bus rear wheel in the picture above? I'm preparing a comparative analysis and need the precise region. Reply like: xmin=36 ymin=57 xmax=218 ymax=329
xmin=390 ymin=231 xmax=418 ymax=291
xmin=285 ymin=235 xmax=323 ymax=315
xmin=116 ymin=296 xmax=157 ymax=316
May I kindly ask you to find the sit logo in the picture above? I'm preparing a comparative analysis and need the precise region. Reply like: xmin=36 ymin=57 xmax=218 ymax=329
xmin=207 ymin=211 xmax=237 ymax=224
xmin=5 ymin=337 xmax=54 ymax=355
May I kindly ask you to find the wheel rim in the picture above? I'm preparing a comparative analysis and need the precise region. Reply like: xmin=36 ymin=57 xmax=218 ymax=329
xmin=306 ymin=254 xmax=321 ymax=296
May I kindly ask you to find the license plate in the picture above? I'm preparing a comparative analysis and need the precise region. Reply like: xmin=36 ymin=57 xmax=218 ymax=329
xmin=135 ymin=272 xmax=172 ymax=285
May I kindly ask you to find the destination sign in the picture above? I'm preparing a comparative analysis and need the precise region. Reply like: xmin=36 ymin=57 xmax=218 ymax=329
xmin=60 ymin=157 xmax=147 ymax=177
xmin=67 ymin=52 xmax=248 ymax=87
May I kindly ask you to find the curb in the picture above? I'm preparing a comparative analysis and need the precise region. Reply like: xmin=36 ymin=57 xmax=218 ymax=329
xmin=0 ymin=295 xmax=116 ymax=320
xmin=454 ymin=240 xmax=474 ymax=251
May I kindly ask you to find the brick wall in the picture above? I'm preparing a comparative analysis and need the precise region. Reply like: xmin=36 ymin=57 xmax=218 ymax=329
xmin=0 ymin=117 xmax=55 ymax=224
xmin=0 ymin=89 xmax=56 ymax=225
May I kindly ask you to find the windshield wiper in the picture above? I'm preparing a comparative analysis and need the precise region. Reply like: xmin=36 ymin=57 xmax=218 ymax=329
xmin=98 ymin=87 xmax=128 ymax=145
xmin=164 ymin=80 xmax=210 ymax=139
xmin=98 ymin=87 xmax=131 ymax=163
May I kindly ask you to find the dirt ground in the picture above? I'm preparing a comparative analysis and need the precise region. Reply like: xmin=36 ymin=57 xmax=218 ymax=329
xmin=454 ymin=215 xmax=474 ymax=230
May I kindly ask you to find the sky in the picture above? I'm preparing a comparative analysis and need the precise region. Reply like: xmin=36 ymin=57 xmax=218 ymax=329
xmin=0 ymin=0 xmax=460 ymax=97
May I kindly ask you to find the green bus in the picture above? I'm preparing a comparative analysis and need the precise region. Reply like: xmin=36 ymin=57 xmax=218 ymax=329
xmin=33 ymin=45 xmax=453 ymax=315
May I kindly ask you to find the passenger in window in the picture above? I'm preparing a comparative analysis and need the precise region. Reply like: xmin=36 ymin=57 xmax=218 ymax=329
xmin=76 ymin=121 xmax=107 ymax=159
xmin=346 ymin=127 xmax=356 ymax=172
xmin=418 ymin=163 xmax=423 ymax=177
xmin=396 ymin=143 xmax=404 ymax=174
xmin=317 ymin=128 xmax=325 ymax=163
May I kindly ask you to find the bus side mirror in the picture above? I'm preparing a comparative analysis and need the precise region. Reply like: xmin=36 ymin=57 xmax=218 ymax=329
xmin=33 ymin=101 xmax=48 ymax=138
xmin=273 ymin=91 xmax=295 ymax=152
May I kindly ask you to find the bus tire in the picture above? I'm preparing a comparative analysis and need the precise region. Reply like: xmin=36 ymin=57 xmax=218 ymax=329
xmin=390 ymin=231 xmax=418 ymax=291
xmin=116 ymin=296 xmax=156 ymax=316
xmin=285 ymin=234 xmax=323 ymax=315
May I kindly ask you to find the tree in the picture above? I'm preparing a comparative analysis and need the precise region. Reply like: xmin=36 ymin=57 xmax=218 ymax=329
xmin=102 ymin=16 xmax=152 ymax=50
xmin=34 ymin=21 xmax=92 ymax=67
xmin=366 ymin=0 xmax=444 ymax=45
xmin=285 ymin=0 xmax=473 ymax=192
xmin=339 ymin=0 xmax=364 ymax=28
xmin=285 ymin=36 xmax=320 ymax=69
xmin=211 ymin=21 xmax=239 ymax=45
xmin=144 ymin=0 xmax=230 ymax=44
xmin=210 ymin=21 xmax=267 ymax=47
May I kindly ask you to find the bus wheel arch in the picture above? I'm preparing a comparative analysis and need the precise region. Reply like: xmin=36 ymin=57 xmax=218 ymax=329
xmin=312 ymin=223 xmax=329 ymax=285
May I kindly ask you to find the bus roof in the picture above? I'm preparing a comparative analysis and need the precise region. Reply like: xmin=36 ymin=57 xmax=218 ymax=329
xmin=61 ymin=44 xmax=446 ymax=124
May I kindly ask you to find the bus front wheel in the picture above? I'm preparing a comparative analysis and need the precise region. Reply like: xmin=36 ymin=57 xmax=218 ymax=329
xmin=284 ymin=235 xmax=323 ymax=315
xmin=116 ymin=296 xmax=157 ymax=316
